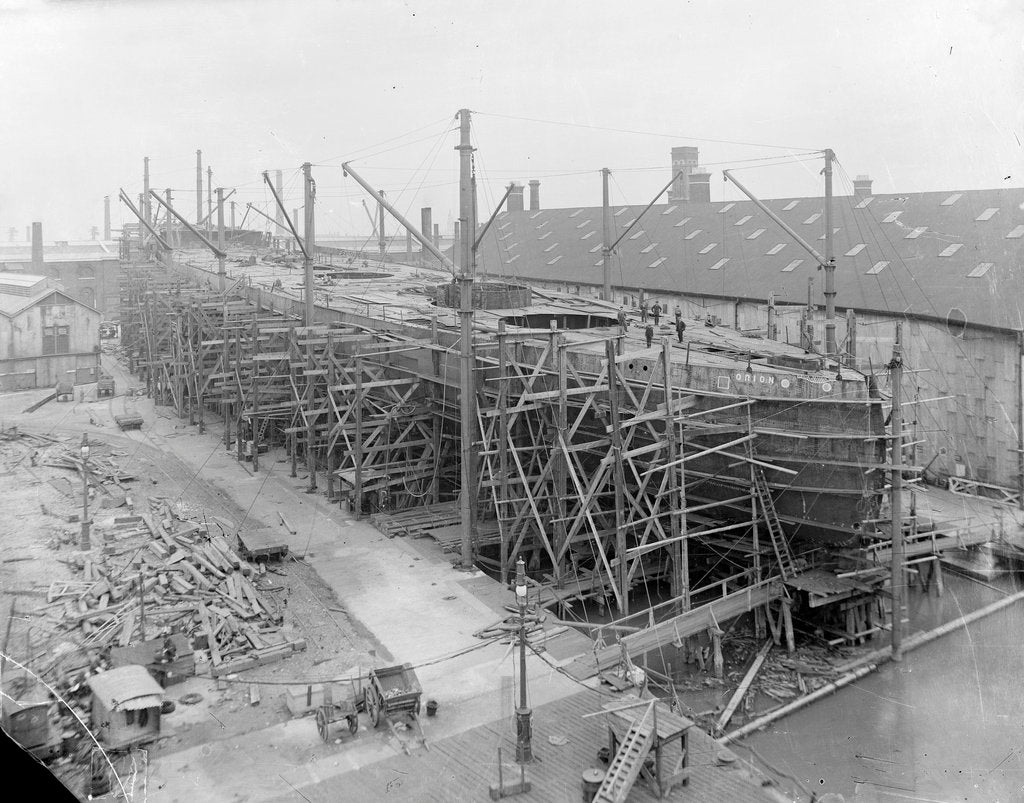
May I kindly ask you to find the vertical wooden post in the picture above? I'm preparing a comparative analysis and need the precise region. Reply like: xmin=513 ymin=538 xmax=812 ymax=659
xmin=606 ymin=339 xmax=628 ymax=615
xmin=326 ymin=332 xmax=336 ymax=501
xmin=306 ymin=329 xmax=317 ymax=492
xmin=251 ymin=317 xmax=260 ymax=472
xmin=662 ymin=341 xmax=688 ymax=613
xmin=781 ymin=597 xmax=796 ymax=654
xmin=553 ymin=326 xmax=567 ymax=587
xmin=498 ymin=321 xmax=510 ymax=585
xmin=890 ymin=323 xmax=904 ymax=661
xmin=354 ymin=349 xmax=364 ymax=518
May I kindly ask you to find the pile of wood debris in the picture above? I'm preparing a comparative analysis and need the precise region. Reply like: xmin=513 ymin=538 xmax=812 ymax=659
xmin=36 ymin=498 xmax=305 ymax=683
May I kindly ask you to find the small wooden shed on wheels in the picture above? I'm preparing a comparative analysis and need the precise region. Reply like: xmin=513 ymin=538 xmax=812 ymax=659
xmin=87 ymin=665 xmax=165 ymax=750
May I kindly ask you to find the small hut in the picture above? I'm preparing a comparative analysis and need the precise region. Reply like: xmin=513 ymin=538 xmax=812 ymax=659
xmin=87 ymin=665 xmax=164 ymax=749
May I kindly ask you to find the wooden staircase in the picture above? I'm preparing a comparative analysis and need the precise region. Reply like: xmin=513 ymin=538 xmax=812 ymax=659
xmin=753 ymin=468 xmax=800 ymax=581
xmin=594 ymin=702 xmax=656 ymax=803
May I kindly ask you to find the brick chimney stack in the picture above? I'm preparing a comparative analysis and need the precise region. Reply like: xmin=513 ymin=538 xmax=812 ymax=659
xmin=507 ymin=183 xmax=525 ymax=213
xmin=668 ymin=146 xmax=699 ymax=202
xmin=528 ymin=180 xmax=540 ymax=211
xmin=689 ymin=171 xmax=711 ymax=203
xmin=853 ymin=175 xmax=873 ymax=198
xmin=31 ymin=222 xmax=43 ymax=272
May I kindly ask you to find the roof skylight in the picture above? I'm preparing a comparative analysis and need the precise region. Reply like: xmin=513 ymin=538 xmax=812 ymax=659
xmin=766 ymin=243 xmax=786 ymax=255
xmin=547 ymin=255 xmax=563 ymax=264
xmin=735 ymin=215 xmax=752 ymax=226
xmin=976 ymin=208 xmax=999 ymax=221
xmin=845 ymin=244 xmax=866 ymax=256
xmin=614 ymin=207 xmax=628 ymax=216
xmin=628 ymin=230 xmax=645 ymax=240
xmin=938 ymin=243 xmax=963 ymax=257
xmin=905 ymin=227 xmax=927 ymax=239
xmin=673 ymin=217 xmax=692 ymax=228
xmin=543 ymin=243 xmax=558 ymax=252
xmin=581 ymin=231 xmax=596 ymax=240
xmin=684 ymin=229 xmax=702 ymax=240
xmin=866 ymin=261 xmax=889 ymax=275
xmin=640 ymin=244 xmax=658 ymax=253
xmin=1007 ymin=225 xmax=1024 ymax=239
xmin=719 ymin=203 xmax=735 ymax=214
xmin=699 ymin=243 xmax=717 ymax=254
xmin=782 ymin=260 xmax=803 ymax=272
xmin=538 ymin=231 xmax=552 ymax=240
xmin=854 ymin=196 xmax=874 ymax=209
xmin=649 ymin=257 xmax=667 ymax=268
xmin=804 ymin=212 xmax=822 ymax=224
xmin=663 ymin=205 xmax=678 ymax=215
xmin=882 ymin=211 xmax=903 ymax=223
xmin=967 ymin=262 xmax=993 ymax=278
xmin=709 ymin=258 xmax=729 ymax=270
xmin=576 ymin=220 xmax=592 ymax=229
xmin=941 ymin=193 xmax=963 ymax=206
xmin=783 ymin=201 xmax=799 ymax=211
xmin=747 ymin=228 xmax=765 ymax=240
xmin=569 ymin=209 xmax=583 ymax=218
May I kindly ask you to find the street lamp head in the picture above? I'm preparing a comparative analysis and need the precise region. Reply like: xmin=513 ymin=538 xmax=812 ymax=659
xmin=80 ymin=432 xmax=90 ymax=461
xmin=515 ymin=556 xmax=527 ymax=602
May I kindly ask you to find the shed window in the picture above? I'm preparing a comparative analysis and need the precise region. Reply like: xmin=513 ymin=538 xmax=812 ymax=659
xmin=42 ymin=326 xmax=69 ymax=355
xmin=138 ymin=708 xmax=149 ymax=727
xmin=125 ymin=710 xmax=135 ymax=725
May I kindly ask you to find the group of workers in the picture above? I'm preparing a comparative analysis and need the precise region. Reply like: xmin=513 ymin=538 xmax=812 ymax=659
xmin=616 ymin=298 xmax=687 ymax=347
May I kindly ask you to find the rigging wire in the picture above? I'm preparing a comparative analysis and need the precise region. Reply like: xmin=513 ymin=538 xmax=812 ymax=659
xmin=471 ymin=110 xmax=823 ymax=153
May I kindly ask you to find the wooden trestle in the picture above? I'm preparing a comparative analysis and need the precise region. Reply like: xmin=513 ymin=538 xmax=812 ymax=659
xmin=119 ymin=258 xmax=820 ymax=633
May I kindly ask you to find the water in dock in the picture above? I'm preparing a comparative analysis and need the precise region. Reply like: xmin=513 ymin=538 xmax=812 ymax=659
xmin=738 ymin=566 xmax=1024 ymax=801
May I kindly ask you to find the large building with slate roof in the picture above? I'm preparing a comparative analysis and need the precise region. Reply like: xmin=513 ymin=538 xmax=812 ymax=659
xmin=476 ymin=172 xmax=1024 ymax=495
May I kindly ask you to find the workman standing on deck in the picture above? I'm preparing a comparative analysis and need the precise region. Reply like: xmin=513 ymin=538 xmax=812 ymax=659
xmin=644 ymin=323 xmax=654 ymax=348
xmin=674 ymin=303 xmax=682 ymax=324
xmin=639 ymin=298 xmax=648 ymax=322
xmin=651 ymin=301 xmax=662 ymax=325
xmin=617 ymin=307 xmax=628 ymax=330
xmin=676 ymin=318 xmax=686 ymax=343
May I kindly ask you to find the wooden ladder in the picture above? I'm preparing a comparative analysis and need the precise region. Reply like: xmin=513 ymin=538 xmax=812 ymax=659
xmin=594 ymin=702 xmax=656 ymax=803
xmin=753 ymin=468 xmax=799 ymax=581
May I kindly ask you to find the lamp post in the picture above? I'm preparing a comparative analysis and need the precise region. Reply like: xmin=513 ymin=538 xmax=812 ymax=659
xmin=515 ymin=557 xmax=533 ymax=763
xmin=80 ymin=433 xmax=91 ymax=551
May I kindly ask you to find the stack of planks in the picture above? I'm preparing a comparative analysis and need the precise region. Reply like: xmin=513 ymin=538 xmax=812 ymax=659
xmin=39 ymin=499 xmax=305 ymax=681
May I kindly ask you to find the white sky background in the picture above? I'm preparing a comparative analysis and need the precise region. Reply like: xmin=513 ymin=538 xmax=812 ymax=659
xmin=1 ymin=0 xmax=1021 ymax=240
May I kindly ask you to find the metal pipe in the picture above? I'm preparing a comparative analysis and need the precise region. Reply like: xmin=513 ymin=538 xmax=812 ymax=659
xmin=601 ymin=168 xmax=611 ymax=301
xmin=472 ymin=182 xmax=515 ymax=252
xmin=119 ymin=190 xmax=171 ymax=251
xmin=456 ymin=107 xmax=475 ymax=571
xmin=608 ymin=170 xmax=684 ymax=253
xmin=149 ymin=190 xmax=226 ymax=258
xmin=722 ymin=168 xmax=828 ymax=267
xmin=341 ymin=161 xmax=455 ymax=272
xmin=302 ymin=161 xmax=315 ymax=327
xmin=261 ymin=172 xmax=308 ymax=259
xmin=823 ymin=149 xmax=837 ymax=356
xmin=216 ymin=187 xmax=226 ymax=290
xmin=196 ymin=150 xmax=204 ymax=225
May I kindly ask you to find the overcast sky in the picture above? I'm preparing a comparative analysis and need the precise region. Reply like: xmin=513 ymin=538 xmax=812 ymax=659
xmin=1 ymin=0 xmax=1021 ymax=240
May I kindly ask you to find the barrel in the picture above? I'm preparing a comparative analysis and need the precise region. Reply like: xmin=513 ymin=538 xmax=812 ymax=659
xmin=581 ymin=768 xmax=605 ymax=801
xmin=426 ymin=699 xmax=438 ymax=717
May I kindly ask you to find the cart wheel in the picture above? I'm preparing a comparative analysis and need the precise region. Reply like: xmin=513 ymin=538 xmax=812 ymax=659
xmin=347 ymin=715 xmax=358 ymax=736
xmin=368 ymin=694 xmax=380 ymax=728
xmin=316 ymin=707 xmax=330 ymax=743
